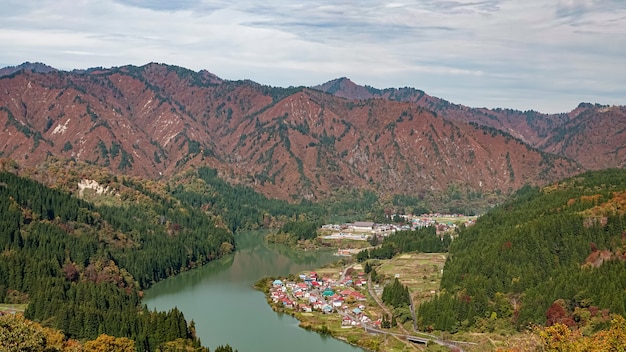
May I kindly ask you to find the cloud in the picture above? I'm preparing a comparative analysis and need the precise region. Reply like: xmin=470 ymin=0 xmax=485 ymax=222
xmin=0 ymin=0 xmax=625 ymax=113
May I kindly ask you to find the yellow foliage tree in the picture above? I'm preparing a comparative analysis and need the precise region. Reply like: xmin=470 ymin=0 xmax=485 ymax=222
xmin=83 ymin=334 xmax=135 ymax=352
xmin=538 ymin=315 xmax=626 ymax=352
xmin=0 ymin=313 xmax=47 ymax=352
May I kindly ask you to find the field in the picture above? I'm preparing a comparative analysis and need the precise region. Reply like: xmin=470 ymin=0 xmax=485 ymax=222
xmin=0 ymin=303 xmax=27 ymax=313
xmin=262 ymin=248 xmax=539 ymax=351
xmin=372 ymin=253 xmax=540 ymax=351
xmin=375 ymin=253 xmax=447 ymax=307
xmin=429 ymin=215 xmax=477 ymax=225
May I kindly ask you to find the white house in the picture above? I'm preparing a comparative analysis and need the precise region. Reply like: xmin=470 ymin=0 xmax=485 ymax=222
xmin=352 ymin=221 xmax=375 ymax=232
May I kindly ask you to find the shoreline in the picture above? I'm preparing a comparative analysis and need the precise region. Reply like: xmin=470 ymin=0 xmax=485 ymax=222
xmin=253 ymin=263 xmax=424 ymax=352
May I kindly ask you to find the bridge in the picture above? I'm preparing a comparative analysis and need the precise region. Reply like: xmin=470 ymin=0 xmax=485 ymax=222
xmin=406 ymin=336 xmax=429 ymax=344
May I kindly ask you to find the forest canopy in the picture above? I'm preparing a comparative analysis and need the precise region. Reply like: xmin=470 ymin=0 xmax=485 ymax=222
xmin=0 ymin=171 xmax=232 ymax=351
xmin=418 ymin=169 xmax=626 ymax=333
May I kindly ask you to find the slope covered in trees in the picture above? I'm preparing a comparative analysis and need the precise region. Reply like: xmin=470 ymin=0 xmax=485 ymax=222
xmin=172 ymin=166 xmax=380 ymax=231
xmin=0 ymin=63 xmax=583 ymax=213
xmin=357 ymin=226 xmax=451 ymax=262
xmin=0 ymin=171 xmax=234 ymax=351
xmin=418 ymin=169 xmax=626 ymax=333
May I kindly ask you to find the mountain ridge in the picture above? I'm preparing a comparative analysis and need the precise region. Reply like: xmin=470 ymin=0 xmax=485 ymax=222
xmin=2 ymin=62 xmax=617 ymax=211
xmin=313 ymin=77 xmax=626 ymax=170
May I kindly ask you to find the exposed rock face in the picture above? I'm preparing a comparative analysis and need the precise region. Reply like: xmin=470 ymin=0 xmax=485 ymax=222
xmin=77 ymin=179 xmax=112 ymax=197
xmin=0 ymin=63 xmax=592 ymax=203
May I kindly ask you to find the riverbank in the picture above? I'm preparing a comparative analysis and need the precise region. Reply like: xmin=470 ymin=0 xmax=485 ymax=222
xmin=254 ymin=260 xmax=429 ymax=351
xmin=266 ymin=229 xmax=374 ymax=253
xmin=255 ymin=252 xmax=532 ymax=351
xmin=145 ymin=230 xmax=364 ymax=352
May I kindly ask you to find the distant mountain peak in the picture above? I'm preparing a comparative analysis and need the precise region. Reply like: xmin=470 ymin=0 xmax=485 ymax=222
xmin=0 ymin=62 xmax=57 ymax=77
xmin=0 ymin=61 xmax=623 ymax=207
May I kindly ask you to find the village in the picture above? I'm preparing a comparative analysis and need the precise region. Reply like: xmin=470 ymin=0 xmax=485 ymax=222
xmin=320 ymin=213 xmax=477 ymax=256
xmin=258 ymin=213 xmax=479 ymax=350
xmin=321 ymin=213 xmax=476 ymax=237
xmin=267 ymin=267 xmax=377 ymax=329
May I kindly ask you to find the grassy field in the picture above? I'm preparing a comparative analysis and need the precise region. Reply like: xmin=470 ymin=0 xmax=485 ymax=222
xmin=376 ymin=253 xmax=447 ymax=307
xmin=372 ymin=253 xmax=541 ymax=351
xmin=430 ymin=215 xmax=477 ymax=224
xmin=0 ymin=303 xmax=27 ymax=313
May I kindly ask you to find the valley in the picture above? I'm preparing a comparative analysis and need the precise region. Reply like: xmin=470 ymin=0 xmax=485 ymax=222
xmin=1 ymin=62 xmax=625 ymax=352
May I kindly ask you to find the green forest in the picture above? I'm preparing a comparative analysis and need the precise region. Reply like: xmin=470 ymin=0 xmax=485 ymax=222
xmin=357 ymin=226 xmax=451 ymax=262
xmin=0 ymin=164 xmax=384 ymax=350
xmin=0 ymin=171 xmax=234 ymax=351
xmin=4 ymin=161 xmax=626 ymax=350
xmin=172 ymin=167 xmax=382 ymax=232
xmin=417 ymin=169 xmax=626 ymax=334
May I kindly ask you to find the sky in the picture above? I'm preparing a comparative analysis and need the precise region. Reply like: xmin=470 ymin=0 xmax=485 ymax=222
xmin=1 ymin=0 xmax=625 ymax=113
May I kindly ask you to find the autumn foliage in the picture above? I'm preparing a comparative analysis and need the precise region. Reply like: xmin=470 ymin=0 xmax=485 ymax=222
xmin=538 ymin=315 xmax=626 ymax=351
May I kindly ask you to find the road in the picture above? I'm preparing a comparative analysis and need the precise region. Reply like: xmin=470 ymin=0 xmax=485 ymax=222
xmin=366 ymin=274 xmax=470 ymax=352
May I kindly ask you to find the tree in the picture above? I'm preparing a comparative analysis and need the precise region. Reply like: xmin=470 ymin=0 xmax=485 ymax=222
xmin=214 ymin=344 xmax=238 ymax=352
xmin=84 ymin=334 xmax=136 ymax=352
xmin=0 ymin=313 xmax=47 ymax=352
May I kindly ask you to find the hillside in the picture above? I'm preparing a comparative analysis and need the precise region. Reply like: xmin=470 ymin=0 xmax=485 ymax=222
xmin=417 ymin=168 xmax=626 ymax=333
xmin=314 ymin=78 xmax=626 ymax=170
xmin=0 ymin=63 xmax=585 ymax=211
xmin=0 ymin=169 xmax=234 ymax=350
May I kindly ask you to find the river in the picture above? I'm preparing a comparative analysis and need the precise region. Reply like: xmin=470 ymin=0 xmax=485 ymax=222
xmin=144 ymin=230 xmax=364 ymax=352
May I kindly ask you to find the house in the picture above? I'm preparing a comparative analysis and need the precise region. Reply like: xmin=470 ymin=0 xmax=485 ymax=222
xmin=299 ymin=303 xmax=312 ymax=312
xmin=352 ymin=221 xmax=375 ymax=232
xmin=354 ymin=279 xmax=365 ymax=287
xmin=322 ymin=304 xmax=333 ymax=313
xmin=352 ymin=307 xmax=362 ymax=315
xmin=350 ymin=292 xmax=367 ymax=301
xmin=272 ymin=279 xmax=283 ymax=287
xmin=340 ymin=289 xmax=353 ymax=297
xmin=282 ymin=299 xmax=294 ymax=309
xmin=342 ymin=316 xmax=354 ymax=327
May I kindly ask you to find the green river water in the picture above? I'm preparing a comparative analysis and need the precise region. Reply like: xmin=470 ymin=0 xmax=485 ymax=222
xmin=144 ymin=230 xmax=365 ymax=352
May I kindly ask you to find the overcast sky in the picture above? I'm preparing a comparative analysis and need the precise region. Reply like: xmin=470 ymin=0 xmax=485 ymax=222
xmin=1 ymin=0 xmax=625 ymax=113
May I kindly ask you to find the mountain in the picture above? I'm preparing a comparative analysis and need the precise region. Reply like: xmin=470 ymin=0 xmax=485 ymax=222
xmin=0 ymin=61 xmax=58 ymax=77
xmin=0 ymin=63 xmax=589 ymax=209
xmin=313 ymin=78 xmax=626 ymax=170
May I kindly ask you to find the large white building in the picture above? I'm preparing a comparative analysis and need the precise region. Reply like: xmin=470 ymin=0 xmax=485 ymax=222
xmin=351 ymin=221 xmax=375 ymax=232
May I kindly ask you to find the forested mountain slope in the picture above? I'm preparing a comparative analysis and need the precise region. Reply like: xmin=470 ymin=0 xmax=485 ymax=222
xmin=417 ymin=168 xmax=626 ymax=333
xmin=0 ymin=63 xmax=582 ymax=212
xmin=315 ymin=78 xmax=626 ymax=170
xmin=0 ymin=170 xmax=234 ymax=351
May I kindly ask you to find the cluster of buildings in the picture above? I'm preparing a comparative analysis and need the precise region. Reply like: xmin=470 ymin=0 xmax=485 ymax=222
xmin=268 ymin=271 xmax=378 ymax=328
xmin=322 ymin=214 xmax=476 ymax=237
